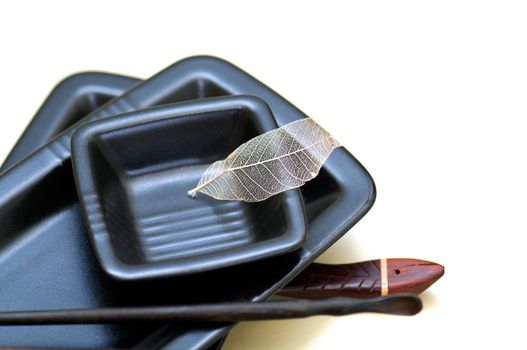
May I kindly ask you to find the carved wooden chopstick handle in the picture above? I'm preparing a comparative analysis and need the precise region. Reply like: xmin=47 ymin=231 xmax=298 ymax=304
xmin=278 ymin=258 xmax=444 ymax=299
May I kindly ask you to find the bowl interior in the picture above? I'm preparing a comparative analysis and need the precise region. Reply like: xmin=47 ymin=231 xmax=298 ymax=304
xmin=86 ymin=107 xmax=296 ymax=267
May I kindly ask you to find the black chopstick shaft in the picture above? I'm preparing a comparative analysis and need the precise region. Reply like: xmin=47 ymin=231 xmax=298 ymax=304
xmin=0 ymin=294 xmax=421 ymax=325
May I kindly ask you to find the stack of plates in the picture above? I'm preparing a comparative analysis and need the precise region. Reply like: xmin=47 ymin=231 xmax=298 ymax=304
xmin=0 ymin=56 xmax=375 ymax=349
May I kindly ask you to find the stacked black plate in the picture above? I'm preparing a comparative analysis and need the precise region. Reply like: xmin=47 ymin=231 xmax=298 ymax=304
xmin=0 ymin=56 xmax=375 ymax=349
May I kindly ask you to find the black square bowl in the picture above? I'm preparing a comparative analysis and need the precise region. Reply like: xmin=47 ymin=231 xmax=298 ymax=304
xmin=71 ymin=95 xmax=307 ymax=280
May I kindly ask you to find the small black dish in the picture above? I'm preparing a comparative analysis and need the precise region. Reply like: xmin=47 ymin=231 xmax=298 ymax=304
xmin=71 ymin=96 xmax=306 ymax=280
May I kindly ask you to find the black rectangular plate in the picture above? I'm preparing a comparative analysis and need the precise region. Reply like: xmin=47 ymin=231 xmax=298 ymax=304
xmin=1 ymin=72 xmax=140 ymax=172
xmin=0 ymin=57 xmax=375 ymax=349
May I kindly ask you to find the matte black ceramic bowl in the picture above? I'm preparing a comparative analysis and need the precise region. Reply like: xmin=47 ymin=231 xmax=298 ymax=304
xmin=71 ymin=96 xmax=307 ymax=280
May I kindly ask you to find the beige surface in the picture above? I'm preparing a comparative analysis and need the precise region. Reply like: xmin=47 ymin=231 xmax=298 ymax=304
xmin=0 ymin=1 xmax=526 ymax=348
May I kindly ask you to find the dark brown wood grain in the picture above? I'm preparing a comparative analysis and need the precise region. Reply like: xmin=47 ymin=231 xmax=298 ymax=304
xmin=385 ymin=259 xmax=444 ymax=294
xmin=278 ymin=258 xmax=444 ymax=299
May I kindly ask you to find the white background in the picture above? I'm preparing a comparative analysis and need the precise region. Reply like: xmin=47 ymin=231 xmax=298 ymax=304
xmin=1 ymin=1 xmax=526 ymax=349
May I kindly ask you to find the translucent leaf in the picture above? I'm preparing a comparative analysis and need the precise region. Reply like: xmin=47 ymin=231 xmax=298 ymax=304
xmin=188 ymin=118 xmax=341 ymax=202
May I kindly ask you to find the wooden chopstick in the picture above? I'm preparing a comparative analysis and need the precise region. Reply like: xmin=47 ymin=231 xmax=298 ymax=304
xmin=0 ymin=294 xmax=421 ymax=326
